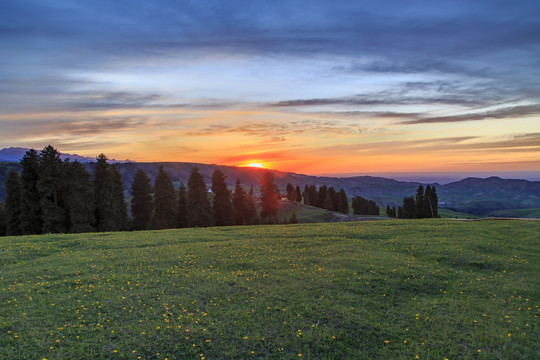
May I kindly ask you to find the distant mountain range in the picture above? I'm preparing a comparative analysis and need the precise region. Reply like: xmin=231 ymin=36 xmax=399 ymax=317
xmin=1 ymin=148 xmax=539 ymax=217
xmin=0 ymin=147 xmax=133 ymax=163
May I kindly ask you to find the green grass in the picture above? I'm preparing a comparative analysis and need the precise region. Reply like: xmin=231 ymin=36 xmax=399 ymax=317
xmin=486 ymin=208 xmax=540 ymax=219
xmin=1 ymin=220 xmax=538 ymax=359
xmin=439 ymin=208 xmax=482 ymax=219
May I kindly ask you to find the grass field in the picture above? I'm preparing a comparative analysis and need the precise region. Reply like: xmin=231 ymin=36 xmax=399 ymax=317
xmin=1 ymin=220 xmax=538 ymax=359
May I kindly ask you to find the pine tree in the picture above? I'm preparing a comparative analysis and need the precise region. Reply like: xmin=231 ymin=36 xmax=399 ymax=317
xmin=130 ymin=169 xmax=153 ymax=230
xmin=94 ymin=154 xmax=113 ymax=231
xmin=403 ymin=196 xmax=416 ymax=219
xmin=63 ymin=160 xmax=95 ymax=233
xmin=109 ymin=165 xmax=128 ymax=231
xmin=0 ymin=202 xmax=6 ymax=236
xmin=212 ymin=169 xmax=234 ymax=226
xmin=430 ymin=186 xmax=439 ymax=218
xmin=286 ymin=183 xmax=295 ymax=201
xmin=302 ymin=184 xmax=309 ymax=204
xmin=38 ymin=145 xmax=66 ymax=233
xmin=260 ymin=171 xmax=279 ymax=221
xmin=337 ymin=189 xmax=349 ymax=214
xmin=324 ymin=192 xmax=334 ymax=210
xmin=415 ymin=185 xmax=425 ymax=219
xmin=328 ymin=187 xmax=338 ymax=211
xmin=295 ymin=185 xmax=302 ymax=202
xmin=232 ymin=180 xmax=247 ymax=225
xmin=423 ymin=185 xmax=433 ymax=218
xmin=20 ymin=149 xmax=42 ymax=234
xmin=5 ymin=170 xmax=22 ymax=235
xmin=308 ymin=185 xmax=318 ymax=206
xmin=245 ymin=185 xmax=258 ymax=224
xmin=187 ymin=167 xmax=213 ymax=227
xmin=153 ymin=165 xmax=176 ymax=229
xmin=177 ymin=182 xmax=188 ymax=228
xmin=318 ymin=185 xmax=328 ymax=207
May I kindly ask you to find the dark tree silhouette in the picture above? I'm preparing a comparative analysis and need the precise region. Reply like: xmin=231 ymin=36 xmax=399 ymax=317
xmin=337 ymin=189 xmax=349 ymax=214
xmin=415 ymin=185 xmax=425 ymax=219
xmin=130 ymin=169 xmax=153 ymax=230
xmin=153 ymin=165 xmax=176 ymax=229
xmin=232 ymin=179 xmax=247 ymax=225
xmin=5 ymin=170 xmax=22 ymax=235
xmin=63 ymin=160 xmax=95 ymax=233
xmin=109 ymin=165 xmax=128 ymax=231
xmin=176 ymin=182 xmax=188 ymax=228
xmin=38 ymin=145 xmax=66 ymax=233
xmin=187 ymin=167 xmax=213 ymax=227
xmin=20 ymin=149 xmax=42 ymax=234
xmin=295 ymin=185 xmax=302 ymax=202
xmin=211 ymin=169 xmax=234 ymax=226
xmin=402 ymin=196 xmax=416 ymax=219
xmin=259 ymin=171 xmax=279 ymax=221
xmin=0 ymin=202 xmax=6 ymax=236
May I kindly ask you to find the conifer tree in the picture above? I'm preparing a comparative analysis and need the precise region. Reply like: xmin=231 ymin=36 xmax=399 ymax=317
xmin=337 ymin=189 xmax=349 ymax=214
xmin=5 ymin=170 xmax=22 ymax=235
xmin=20 ymin=149 xmax=42 ymax=234
xmin=302 ymin=184 xmax=309 ymax=204
xmin=153 ymin=165 xmax=176 ymax=229
xmin=318 ymin=185 xmax=328 ymax=207
xmin=289 ymin=211 xmax=298 ymax=224
xmin=324 ymin=192 xmax=334 ymax=210
xmin=187 ymin=167 xmax=213 ymax=227
xmin=130 ymin=169 xmax=153 ymax=230
xmin=63 ymin=160 xmax=95 ymax=233
xmin=308 ymin=185 xmax=318 ymax=206
xmin=430 ymin=186 xmax=439 ymax=218
xmin=423 ymin=185 xmax=433 ymax=218
xmin=94 ymin=154 xmax=113 ymax=231
xmin=415 ymin=185 xmax=425 ymax=219
xmin=0 ymin=202 xmax=6 ymax=236
xmin=245 ymin=185 xmax=258 ymax=224
xmin=402 ymin=196 xmax=416 ymax=219
xmin=212 ymin=169 xmax=234 ymax=226
xmin=109 ymin=165 xmax=128 ymax=231
xmin=176 ymin=182 xmax=188 ymax=228
xmin=295 ymin=185 xmax=302 ymax=202
xmin=286 ymin=183 xmax=295 ymax=201
xmin=328 ymin=187 xmax=338 ymax=211
xmin=232 ymin=179 xmax=247 ymax=225
xmin=38 ymin=145 xmax=66 ymax=233
xmin=260 ymin=171 xmax=279 ymax=221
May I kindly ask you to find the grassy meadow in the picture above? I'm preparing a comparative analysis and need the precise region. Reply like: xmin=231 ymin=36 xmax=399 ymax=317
xmin=1 ymin=220 xmax=538 ymax=359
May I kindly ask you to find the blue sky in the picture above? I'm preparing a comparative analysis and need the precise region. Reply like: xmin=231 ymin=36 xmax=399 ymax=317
xmin=1 ymin=0 xmax=539 ymax=176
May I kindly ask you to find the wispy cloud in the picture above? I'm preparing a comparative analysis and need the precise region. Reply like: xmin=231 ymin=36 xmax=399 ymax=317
xmin=403 ymin=104 xmax=540 ymax=124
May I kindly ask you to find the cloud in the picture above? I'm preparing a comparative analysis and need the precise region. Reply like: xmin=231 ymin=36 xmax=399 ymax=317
xmin=403 ymin=104 xmax=540 ymax=124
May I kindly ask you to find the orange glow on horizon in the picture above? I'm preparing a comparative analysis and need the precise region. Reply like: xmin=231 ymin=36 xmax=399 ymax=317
xmin=246 ymin=162 xmax=264 ymax=168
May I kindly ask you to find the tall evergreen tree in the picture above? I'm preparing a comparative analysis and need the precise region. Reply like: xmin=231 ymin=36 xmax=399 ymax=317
xmin=245 ymin=185 xmax=258 ymax=224
xmin=286 ymin=183 xmax=295 ymax=201
xmin=38 ymin=145 xmax=65 ymax=233
xmin=20 ymin=149 xmax=42 ymax=234
xmin=318 ymin=185 xmax=328 ymax=207
xmin=423 ymin=185 xmax=433 ymax=218
xmin=153 ymin=165 xmax=176 ymax=229
xmin=259 ymin=171 xmax=279 ymax=221
xmin=402 ymin=196 xmax=416 ymax=219
xmin=295 ymin=185 xmax=302 ymax=202
xmin=93 ymin=153 xmax=113 ymax=231
xmin=5 ymin=170 xmax=22 ymax=235
xmin=302 ymin=184 xmax=309 ymax=204
xmin=232 ymin=180 xmax=247 ymax=225
xmin=308 ymin=185 xmax=318 ymax=206
xmin=63 ymin=160 xmax=95 ymax=233
xmin=337 ymin=189 xmax=349 ymax=214
xmin=0 ymin=202 xmax=6 ymax=236
xmin=176 ymin=182 xmax=188 ymax=228
xmin=430 ymin=186 xmax=439 ymax=218
xmin=130 ymin=169 xmax=153 ymax=230
xmin=187 ymin=167 xmax=213 ymax=227
xmin=109 ymin=165 xmax=128 ymax=231
xmin=415 ymin=185 xmax=425 ymax=219
xmin=211 ymin=169 xmax=234 ymax=226
xmin=328 ymin=187 xmax=338 ymax=211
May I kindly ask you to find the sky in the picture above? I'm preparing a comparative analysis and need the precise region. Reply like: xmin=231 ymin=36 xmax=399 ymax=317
xmin=1 ymin=0 xmax=539 ymax=177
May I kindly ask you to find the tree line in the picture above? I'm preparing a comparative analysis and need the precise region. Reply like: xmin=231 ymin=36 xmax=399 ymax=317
xmin=285 ymin=183 xmax=350 ymax=214
xmin=0 ymin=146 xmax=285 ymax=236
xmin=398 ymin=184 xmax=439 ymax=219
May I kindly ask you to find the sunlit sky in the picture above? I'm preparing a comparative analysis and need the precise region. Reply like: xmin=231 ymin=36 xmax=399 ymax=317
xmin=1 ymin=0 xmax=539 ymax=176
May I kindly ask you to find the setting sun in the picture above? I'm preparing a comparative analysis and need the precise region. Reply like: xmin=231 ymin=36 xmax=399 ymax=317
xmin=246 ymin=162 xmax=264 ymax=168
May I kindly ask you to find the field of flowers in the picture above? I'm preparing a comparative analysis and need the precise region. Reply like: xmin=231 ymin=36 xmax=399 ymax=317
xmin=1 ymin=220 xmax=538 ymax=359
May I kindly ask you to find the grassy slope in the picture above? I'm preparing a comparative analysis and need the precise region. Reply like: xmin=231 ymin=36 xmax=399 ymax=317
xmin=1 ymin=220 xmax=538 ymax=359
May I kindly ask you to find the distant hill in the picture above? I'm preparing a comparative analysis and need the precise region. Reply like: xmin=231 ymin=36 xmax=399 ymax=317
xmin=0 ymin=147 xmax=133 ymax=163
xmin=1 ymin=157 xmax=539 ymax=217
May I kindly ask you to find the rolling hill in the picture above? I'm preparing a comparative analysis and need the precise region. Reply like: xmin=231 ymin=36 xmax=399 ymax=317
xmin=1 ymin=148 xmax=539 ymax=217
